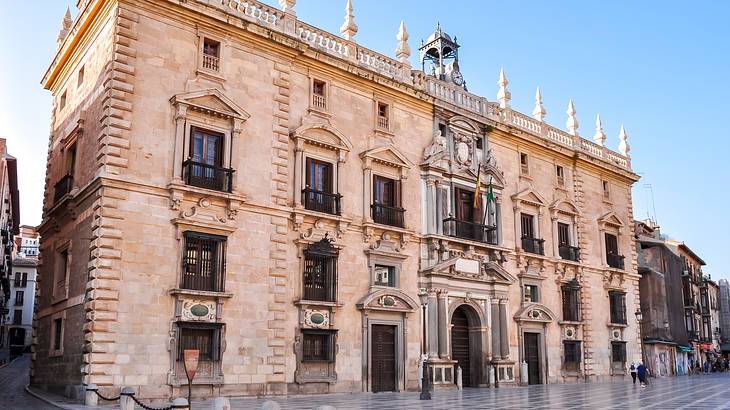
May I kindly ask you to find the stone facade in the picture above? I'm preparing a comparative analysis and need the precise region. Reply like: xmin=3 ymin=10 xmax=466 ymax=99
xmin=33 ymin=0 xmax=640 ymax=400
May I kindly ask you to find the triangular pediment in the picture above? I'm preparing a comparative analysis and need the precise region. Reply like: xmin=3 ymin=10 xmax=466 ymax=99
xmin=484 ymin=262 xmax=517 ymax=285
xmin=512 ymin=187 xmax=548 ymax=208
xmin=514 ymin=303 xmax=556 ymax=323
xmin=360 ymin=145 xmax=413 ymax=169
xmin=598 ymin=211 xmax=624 ymax=228
xmin=170 ymin=88 xmax=250 ymax=120
xmin=448 ymin=116 xmax=480 ymax=134
xmin=550 ymin=198 xmax=581 ymax=216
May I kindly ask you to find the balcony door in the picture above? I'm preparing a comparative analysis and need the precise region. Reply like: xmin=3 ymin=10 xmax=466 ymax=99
xmin=521 ymin=213 xmax=535 ymax=238
xmin=191 ymin=128 xmax=223 ymax=167
xmin=455 ymin=188 xmax=475 ymax=222
xmin=558 ymin=222 xmax=570 ymax=246
xmin=306 ymin=158 xmax=333 ymax=194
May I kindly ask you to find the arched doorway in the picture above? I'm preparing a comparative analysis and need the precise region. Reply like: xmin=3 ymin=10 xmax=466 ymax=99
xmin=451 ymin=305 xmax=481 ymax=387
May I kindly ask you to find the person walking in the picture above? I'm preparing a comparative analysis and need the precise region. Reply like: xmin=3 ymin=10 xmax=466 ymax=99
xmin=637 ymin=363 xmax=648 ymax=388
xmin=629 ymin=362 xmax=638 ymax=384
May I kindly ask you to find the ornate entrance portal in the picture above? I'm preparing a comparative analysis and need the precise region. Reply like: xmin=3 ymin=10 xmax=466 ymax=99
xmin=371 ymin=324 xmax=396 ymax=392
xmin=524 ymin=332 xmax=541 ymax=385
xmin=451 ymin=306 xmax=472 ymax=386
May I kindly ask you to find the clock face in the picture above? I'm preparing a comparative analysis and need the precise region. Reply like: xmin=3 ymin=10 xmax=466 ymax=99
xmin=451 ymin=70 xmax=464 ymax=86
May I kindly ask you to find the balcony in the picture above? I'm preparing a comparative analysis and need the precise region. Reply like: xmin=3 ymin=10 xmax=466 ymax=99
xmin=53 ymin=174 xmax=74 ymax=203
xmin=183 ymin=160 xmax=233 ymax=192
xmin=607 ymin=253 xmax=625 ymax=269
xmin=559 ymin=245 xmax=581 ymax=262
xmin=521 ymin=237 xmax=545 ymax=255
xmin=202 ymin=54 xmax=219 ymax=71
xmin=302 ymin=188 xmax=341 ymax=215
xmin=371 ymin=204 xmax=404 ymax=228
xmin=443 ymin=218 xmax=497 ymax=244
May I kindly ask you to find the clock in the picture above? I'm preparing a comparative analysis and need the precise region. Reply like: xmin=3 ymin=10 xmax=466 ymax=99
xmin=451 ymin=70 xmax=464 ymax=86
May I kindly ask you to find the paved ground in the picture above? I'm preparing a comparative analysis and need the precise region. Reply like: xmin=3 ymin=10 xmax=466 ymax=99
xmin=0 ymin=354 xmax=57 ymax=410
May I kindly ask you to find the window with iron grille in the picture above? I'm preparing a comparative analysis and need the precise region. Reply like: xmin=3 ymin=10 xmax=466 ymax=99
xmin=302 ymin=330 xmax=336 ymax=362
xmin=177 ymin=323 xmax=222 ymax=362
xmin=53 ymin=318 xmax=63 ymax=351
xmin=563 ymin=341 xmax=581 ymax=370
xmin=303 ymin=237 xmax=338 ymax=302
xmin=609 ymin=291 xmax=626 ymax=324
xmin=611 ymin=341 xmax=626 ymax=363
xmin=562 ymin=282 xmax=581 ymax=322
xmin=182 ymin=232 xmax=226 ymax=292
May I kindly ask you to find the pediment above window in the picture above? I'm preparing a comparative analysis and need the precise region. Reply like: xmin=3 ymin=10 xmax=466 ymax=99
xmin=292 ymin=119 xmax=352 ymax=158
xmin=421 ymin=257 xmax=515 ymax=285
xmin=598 ymin=211 xmax=624 ymax=229
xmin=550 ymin=198 xmax=581 ymax=217
xmin=356 ymin=288 xmax=418 ymax=313
xmin=360 ymin=145 xmax=413 ymax=175
xmin=170 ymin=88 xmax=250 ymax=121
xmin=514 ymin=303 xmax=556 ymax=323
xmin=512 ymin=187 xmax=548 ymax=208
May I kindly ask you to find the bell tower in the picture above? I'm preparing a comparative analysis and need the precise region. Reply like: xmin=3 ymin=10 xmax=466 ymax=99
xmin=419 ymin=23 xmax=465 ymax=89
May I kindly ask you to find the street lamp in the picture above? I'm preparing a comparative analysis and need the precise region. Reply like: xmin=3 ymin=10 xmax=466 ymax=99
xmin=418 ymin=291 xmax=432 ymax=400
xmin=635 ymin=309 xmax=645 ymax=366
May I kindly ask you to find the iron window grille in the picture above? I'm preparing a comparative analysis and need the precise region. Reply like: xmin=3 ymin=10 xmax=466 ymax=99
xmin=611 ymin=341 xmax=626 ymax=363
xmin=303 ymin=236 xmax=338 ymax=302
xmin=563 ymin=341 xmax=581 ymax=371
xmin=182 ymin=232 xmax=226 ymax=292
xmin=562 ymin=280 xmax=581 ymax=322
xmin=53 ymin=318 xmax=63 ymax=351
xmin=177 ymin=322 xmax=222 ymax=362
xmin=302 ymin=329 xmax=336 ymax=362
xmin=609 ymin=291 xmax=627 ymax=325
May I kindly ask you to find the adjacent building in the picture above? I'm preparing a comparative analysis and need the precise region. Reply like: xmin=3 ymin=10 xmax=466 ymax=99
xmin=0 ymin=138 xmax=20 ymax=352
xmin=33 ymin=0 xmax=640 ymax=401
xmin=5 ymin=226 xmax=39 ymax=355
xmin=719 ymin=279 xmax=730 ymax=357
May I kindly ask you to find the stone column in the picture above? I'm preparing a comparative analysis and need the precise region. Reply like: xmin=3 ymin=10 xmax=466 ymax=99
xmin=230 ymin=118 xmax=243 ymax=191
xmin=499 ymin=299 xmax=509 ymax=359
xmin=491 ymin=299 xmax=501 ymax=361
xmin=551 ymin=214 xmax=560 ymax=258
xmin=172 ymin=105 xmax=187 ymax=182
xmin=437 ymin=289 xmax=449 ymax=359
xmin=425 ymin=179 xmax=435 ymax=233
xmin=427 ymin=290 xmax=439 ymax=358
xmin=484 ymin=298 xmax=492 ymax=360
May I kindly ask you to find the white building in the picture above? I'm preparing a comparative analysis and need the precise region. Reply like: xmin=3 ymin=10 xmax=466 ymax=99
xmin=6 ymin=226 xmax=39 ymax=352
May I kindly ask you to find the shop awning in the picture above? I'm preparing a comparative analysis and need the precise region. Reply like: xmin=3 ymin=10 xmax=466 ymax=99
xmin=678 ymin=346 xmax=693 ymax=353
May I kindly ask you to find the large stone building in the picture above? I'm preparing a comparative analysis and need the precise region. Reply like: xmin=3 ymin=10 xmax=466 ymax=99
xmin=33 ymin=0 xmax=640 ymax=401
xmin=0 ymin=138 xmax=20 ymax=355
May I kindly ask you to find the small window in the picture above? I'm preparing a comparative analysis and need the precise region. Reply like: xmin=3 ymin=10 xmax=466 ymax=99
xmin=524 ymin=284 xmax=538 ymax=303
xmin=556 ymin=165 xmax=564 ymax=186
xmin=302 ymin=330 xmax=336 ymax=362
xmin=377 ymin=102 xmax=389 ymax=129
xmin=59 ymin=91 xmax=67 ymax=110
xmin=609 ymin=291 xmax=627 ymax=325
xmin=13 ymin=310 xmax=22 ymax=325
xmin=14 ymin=291 xmax=23 ymax=306
xmin=66 ymin=143 xmax=77 ymax=176
xmin=312 ymin=79 xmax=327 ymax=110
xmin=52 ymin=318 xmax=63 ymax=351
xmin=202 ymin=38 xmax=220 ymax=71
xmin=520 ymin=153 xmax=529 ymax=175
xmin=611 ymin=341 xmax=626 ymax=363
xmin=476 ymin=137 xmax=484 ymax=150
xmin=374 ymin=265 xmax=395 ymax=287
xmin=77 ymin=66 xmax=85 ymax=87
xmin=54 ymin=249 xmax=69 ymax=298
xmin=563 ymin=341 xmax=581 ymax=371
xmin=602 ymin=180 xmax=610 ymax=199
xmin=177 ymin=323 xmax=221 ymax=362
xmin=182 ymin=232 xmax=226 ymax=292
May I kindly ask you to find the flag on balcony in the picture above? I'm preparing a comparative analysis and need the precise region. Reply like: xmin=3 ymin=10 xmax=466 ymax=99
xmin=473 ymin=164 xmax=482 ymax=209
xmin=486 ymin=177 xmax=496 ymax=225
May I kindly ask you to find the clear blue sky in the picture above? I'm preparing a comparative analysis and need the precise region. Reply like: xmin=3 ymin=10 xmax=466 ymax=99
xmin=1 ymin=1 xmax=728 ymax=279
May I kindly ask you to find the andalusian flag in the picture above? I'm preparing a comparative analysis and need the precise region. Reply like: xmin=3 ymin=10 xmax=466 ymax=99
xmin=485 ymin=177 xmax=496 ymax=225
xmin=473 ymin=164 xmax=482 ymax=208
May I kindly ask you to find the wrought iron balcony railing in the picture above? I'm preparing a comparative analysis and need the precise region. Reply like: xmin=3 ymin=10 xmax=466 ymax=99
xmin=521 ymin=237 xmax=545 ymax=255
xmin=559 ymin=245 xmax=580 ymax=262
xmin=302 ymin=188 xmax=341 ymax=215
xmin=53 ymin=174 xmax=74 ymax=204
xmin=443 ymin=218 xmax=498 ymax=245
xmin=371 ymin=204 xmax=404 ymax=228
xmin=607 ymin=253 xmax=625 ymax=269
xmin=183 ymin=160 xmax=234 ymax=192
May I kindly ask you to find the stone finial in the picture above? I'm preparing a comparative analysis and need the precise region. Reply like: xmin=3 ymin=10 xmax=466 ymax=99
xmin=278 ymin=0 xmax=296 ymax=15
xmin=566 ymin=99 xmax=579 ymax=136
xmin=532 ymin=87 xmax=546 ymax=122
xmin=593 ymin=114 xmax=606 ymax=146
xmin=618 ymin=125 xmax=630 ymax=155
xmin=497 ymin=68 xmax=511 ymax=109
xmin=339 ymin=0 xmax=358 ymax=41
xmin=395 ymin=21 xmax=411 ymax=65
xmin=57 ymin=7 xmax=73 ymax=47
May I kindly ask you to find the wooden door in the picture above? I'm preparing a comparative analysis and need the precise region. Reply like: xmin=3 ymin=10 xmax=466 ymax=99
xmin=451 ymin=307 xmax=472 ymax=387
xmin=524 ymin=332 xmax=541 ymax=385
xmin=372 ymin=325 xmax=396 ymax=392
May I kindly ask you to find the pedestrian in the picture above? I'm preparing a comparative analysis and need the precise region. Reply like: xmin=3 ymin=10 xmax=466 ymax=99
xmin=703 ymin=360 xmax=709 ymax=374
xmin=629 ymin=362 xmax=637 ymax=384
xmin=637 ymin=363 xmax=648 ymax=388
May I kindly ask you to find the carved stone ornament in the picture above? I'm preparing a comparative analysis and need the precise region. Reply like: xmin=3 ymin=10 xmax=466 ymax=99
xmin=181 ymin=299 xmax=217 ymax=322
xmin=378 ymin=295 xmax=398 ymax=307
xmin=452 ymin=130 xmax=473 ymax=166
xmin=181 ymin=197 xmax=227 ymax=224
xmin=303 ymin=309 xmax=330 ymax=329
xmin=422 ymin=130 xmax=448 ymax=163
xmin=564 ymin=326 xmax=576 ymax=339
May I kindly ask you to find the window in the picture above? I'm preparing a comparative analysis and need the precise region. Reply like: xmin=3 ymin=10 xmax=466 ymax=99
xmin=476 ymin=137 xmax=484 ymax=150
xmin=609 ymin=291 xmax=627 ymax=325
xmin=558 ymin=222 xmax=570 ymax=246
xmin=605 ymin=233 xmax=624 ymax=269
xmin=685 ymin=310 xmax=695 ymax=334
xmin=12 ymin=310 xmax=22 ymax=325
xmin=558 ymin=222 xmax=579 ymax=261
xmin=304 ymin=158 xmax=339 ymax=215
xmin=202 ymin=38 xmax=220 ymax=71
xmin=520 ymin=213 xmax=544 ymax=255
xmin=20 ymin=272 xmax=27 ymax=287
xmin=374 ymin=265 xmax=395 ymax=287
xmin=184 ymin=127 xmax=232 ymax=192
xmin=521 ymin=213 xmax=535 ymax=238
xmin=312 ymin=79 xmax=327 ymax=110
xmin=14 ymin=291 xmax=23 ymax=306
xmin=77 ymin=66 xmax=85 ymax=87
xmin=376 ymin=102 xmax=389 ymax=130
xmin=66 ymin=142 xmax=77 ymax=176
xmin=54 ymin=249 xmax=69 ymax=299
xmin=177 ymin=323 xmax=221 ymax=361
xmin=524 ymin=285 xmax=538 ymax=303
xmin=372 ymin=175 xmax=402 ymax=227
xmin=455 ymin=188 xmax=475 ymax=222
xmin=13 ymin=274 xmax=20 ymax=287
xmin=611 ymin=341 xmax=626 ymax=363
xmin=59 ymin=91 xmax=67 ymax=110
xmin=302 ymin=330 xmax=336 ymax=362
xmin=564 ymin=341 xmax=581 ymax=371
xmin=302 ymin=237 xmax=338 ymax=302
xmin=602 ymin=180 xmax=610 ymax=200
xmin=562 ymin=283 xmax=581 ymax=322
xmin=520 ymin=153 xmax=529 ymax=175
xmin=52 ymin=318 xmax=63 ymax=351
xmin=182 ymin=232 xmax=226 ymax=292
xmin=556 ymin=165 xmax=565 ymax=186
